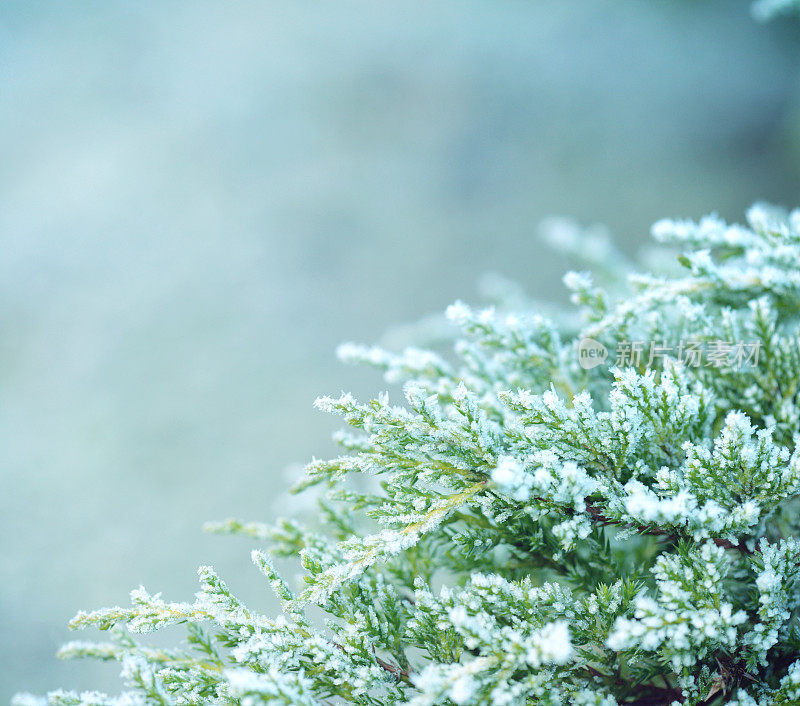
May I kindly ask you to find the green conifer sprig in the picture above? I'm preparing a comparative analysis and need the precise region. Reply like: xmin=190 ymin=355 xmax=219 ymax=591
xmin=15 ymin=204 xmax=800 ymax=705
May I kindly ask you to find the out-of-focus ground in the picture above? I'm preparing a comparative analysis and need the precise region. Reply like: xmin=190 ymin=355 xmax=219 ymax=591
xmin=1 ymin=0 xmax=799 ymax=699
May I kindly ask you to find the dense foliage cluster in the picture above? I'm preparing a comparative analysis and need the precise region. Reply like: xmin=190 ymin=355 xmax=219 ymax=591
xmin=15 ymin=203 xmax=800 ymax=705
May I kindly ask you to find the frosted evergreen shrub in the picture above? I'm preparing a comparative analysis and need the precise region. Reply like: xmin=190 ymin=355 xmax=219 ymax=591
xmin=15 ymin=203 xmax=800 ymax=705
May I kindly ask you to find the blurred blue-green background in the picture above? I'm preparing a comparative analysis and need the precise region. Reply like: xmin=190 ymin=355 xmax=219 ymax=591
xmin=2 ymin=0 xmax=799 ymax=699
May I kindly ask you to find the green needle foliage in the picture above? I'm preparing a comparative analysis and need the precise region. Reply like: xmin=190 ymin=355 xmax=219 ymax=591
xmin=15 ymin=203 xmax=800 ymax=705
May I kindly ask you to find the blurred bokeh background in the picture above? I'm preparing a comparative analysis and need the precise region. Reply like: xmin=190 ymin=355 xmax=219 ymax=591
xmin=2 ymin=0 xmax=799 ymax=699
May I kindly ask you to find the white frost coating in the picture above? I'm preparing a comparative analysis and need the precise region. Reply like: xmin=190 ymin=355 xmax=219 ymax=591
xmin=529 ymin=620 xmax=573 ymax=666
xmin=448 ymin=676 xmax=477 ymax=705
xmin=563 ymin=270 xmax=593 ymax=292
xmin=623 ymin=480 xmax=694 ymax=524
xmin=491 ymin=455 xmax=526 ymax=489
xmin=21 ymin=204 xmax=800 ymax=704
